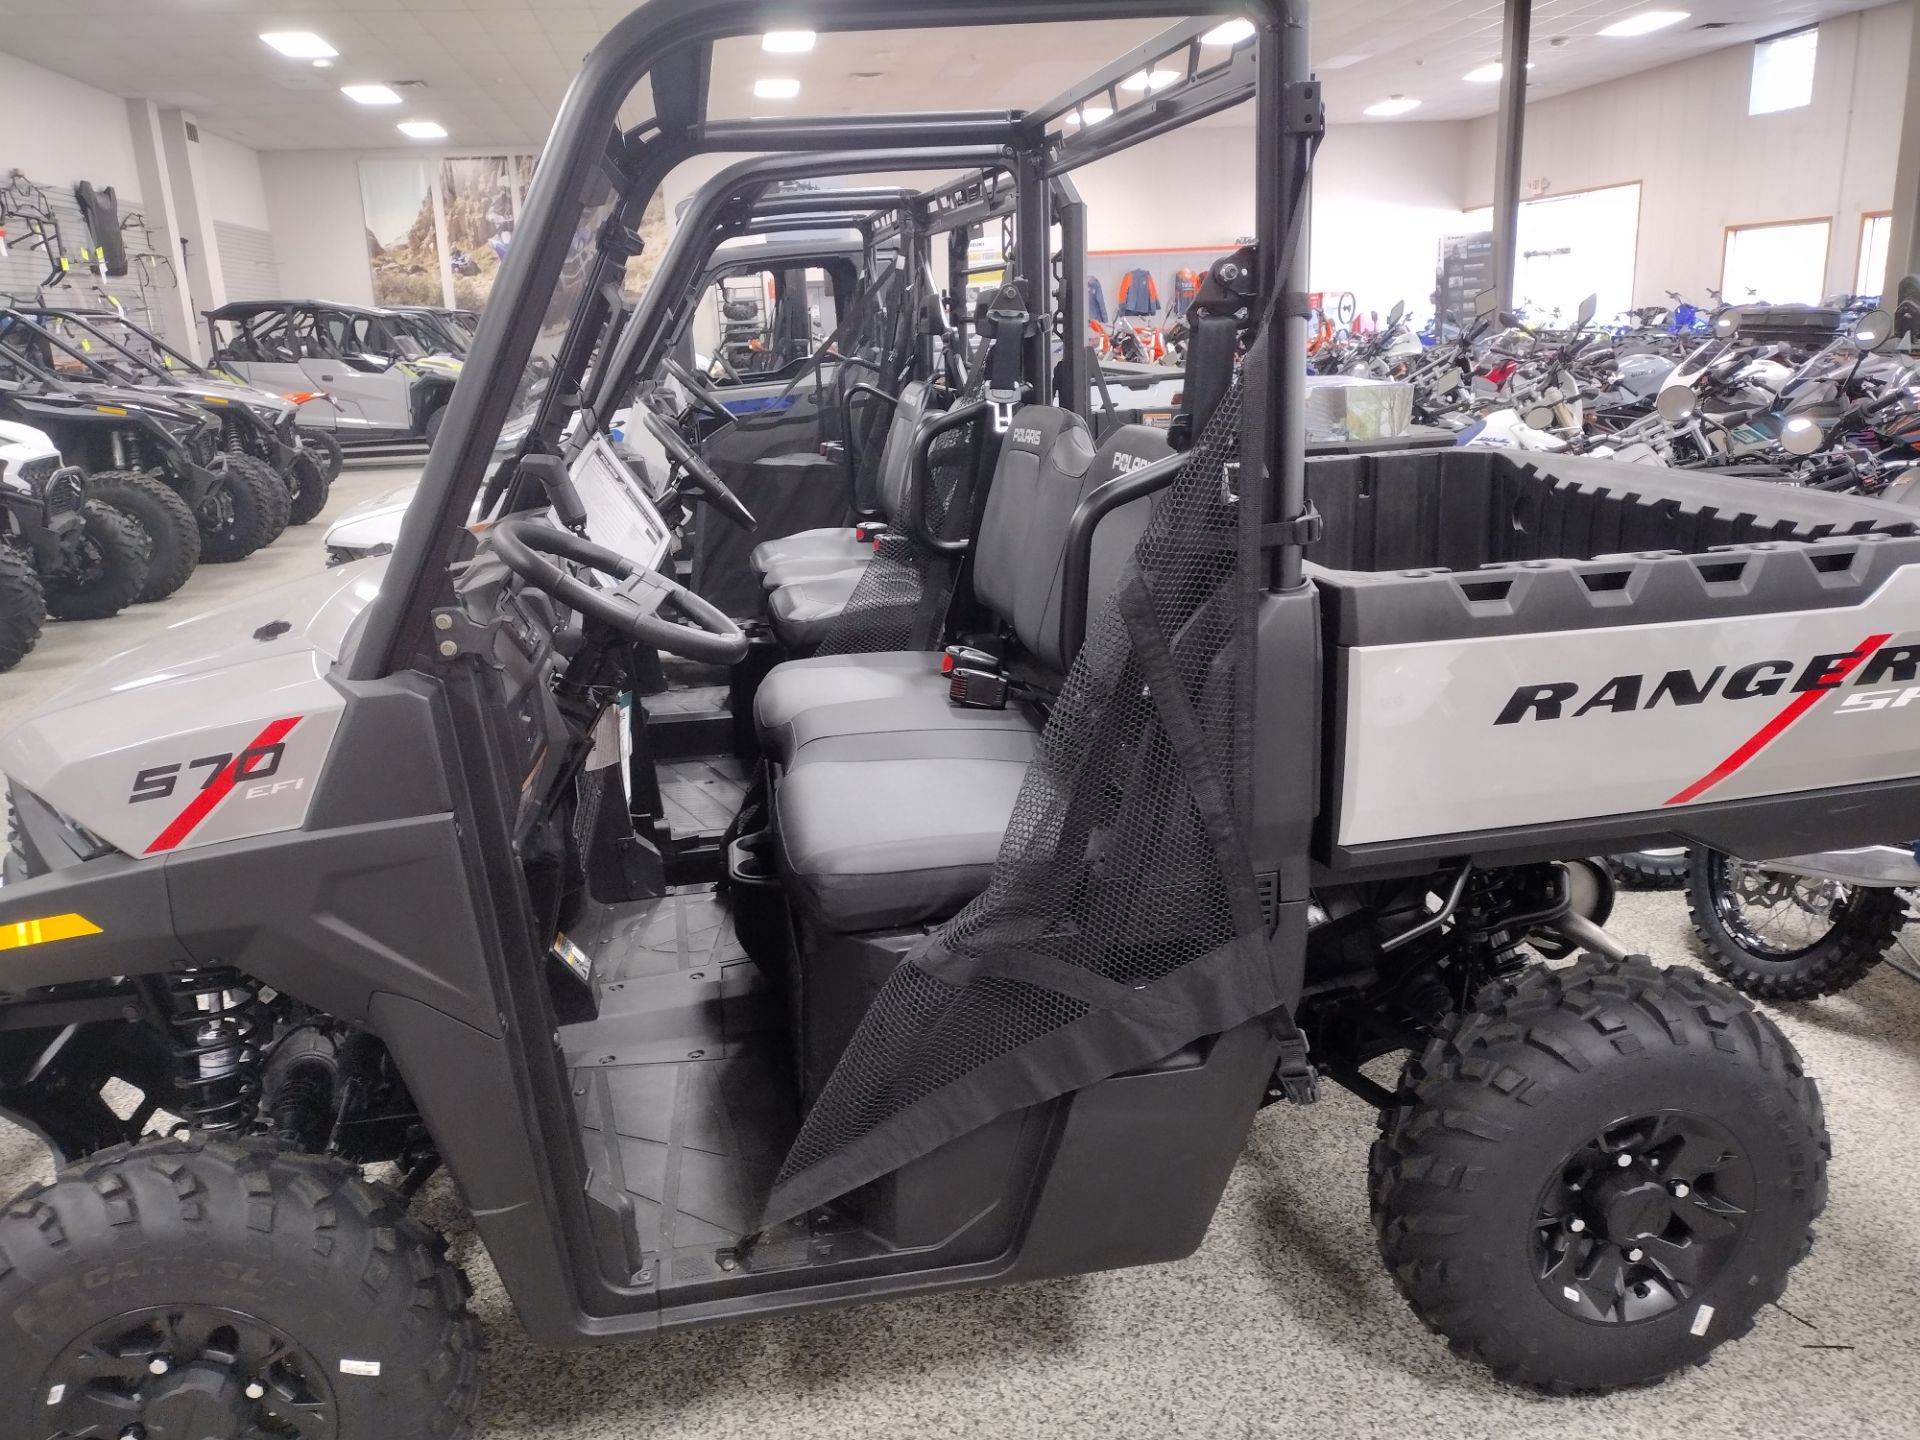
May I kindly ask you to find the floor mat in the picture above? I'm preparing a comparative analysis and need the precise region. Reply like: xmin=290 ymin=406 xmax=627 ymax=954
xmin=658 ymin=755 xmax=749 ymax=836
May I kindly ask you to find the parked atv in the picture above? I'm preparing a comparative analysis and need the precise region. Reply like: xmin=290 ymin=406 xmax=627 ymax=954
xmin=0 ymin=419 xmax=150 ymax=626
xmin=21 ymin=306 xmax=334 ymax=526
xmin=0 ymin=319 xmax=286 ymax=591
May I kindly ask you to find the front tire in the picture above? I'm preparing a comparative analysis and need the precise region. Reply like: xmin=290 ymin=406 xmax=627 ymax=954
xmin=303 ymin=429 xmax=345 ymax=482
xmin=85 ymin=470 xmax=201 ymax=602
xmin=1686 ymin=847 xmax=1904 ymax=999
xmin=0 ymin=1135 xmax=482 ymax=1439
xmin=287 ymin=449 xmax=333 ymax=526
xmin=41 ymin=501 xmax=152 ymax=620
xmin=0 ymin=543 xmax=46 ymax=671
xmin=198 ymin=454 xmax=287 ymax=562
xmin=423 ymin=403 xmax=447 ymax=449
xmin=1371 ymin=954 xmax=1826 ymax=1394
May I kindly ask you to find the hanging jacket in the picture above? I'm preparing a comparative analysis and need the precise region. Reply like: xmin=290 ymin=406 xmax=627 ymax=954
xmin=1172 ymin=267 xmax=1201 ymax=312
xmin=1087 ymin=274 xmax=1108 ymax=324
xmin=1115 ymin=267 xmax=1159 ymax=317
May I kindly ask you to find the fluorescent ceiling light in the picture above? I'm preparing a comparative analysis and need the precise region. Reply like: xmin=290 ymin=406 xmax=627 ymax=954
xmin=762 ymin=30 xmax=816 ymax=53
xmin=1463 ymin=61 xmax=1534 ymax=82
xmin=1200 ymin=19 xmax=1256 ymax=46
xmin=260 ymin=32 xmax=336 ymax=59
xmin=1121 ymin=68 xmax=1181 ymax=91
xmin=1079 ymin=103 xmax=1113 ymax=124
xmin=398 ymin=119 xmax=447 ymax=139
xmin=1363 ymin=95 xmax=1422 ymax=117
xmin=311 ymin=59 xmax=334 ymax=69
xmin=1599 ymin=11 xmax=1689 ymax=38
xmin=342 ymin=84 xmax=402 ymax=106
xmin=753 ymin=76 xmax=802 ymax=99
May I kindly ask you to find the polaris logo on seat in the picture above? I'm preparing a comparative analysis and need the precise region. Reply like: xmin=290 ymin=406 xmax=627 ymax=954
xmin=1111 ymin=453 xmax=1152 ymax=473
xmin=1009 ymin=427 xmax=1043 ymax=447
xmin=1493 ymin=639 xmax=1920 ymax=724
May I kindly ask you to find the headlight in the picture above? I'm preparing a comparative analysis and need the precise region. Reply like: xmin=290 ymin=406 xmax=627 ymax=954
xmin=4 ymin=784 xmax=116 ymax=880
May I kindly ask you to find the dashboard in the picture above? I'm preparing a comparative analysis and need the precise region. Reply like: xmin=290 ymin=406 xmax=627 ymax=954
xmin=568 ymin=433 xmax=673 ymax=574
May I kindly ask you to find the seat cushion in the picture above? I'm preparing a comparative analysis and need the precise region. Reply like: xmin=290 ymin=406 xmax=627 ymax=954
xmin=750 ymin=526 xmax=865 ymax=585
xmin=759 ymin=550 xmax=869 ymax=591
xmin=754 ymin=651 xmax=945 ymax=760
xmin=767 ymin=571 xmax=863 ymax=651
xmin=783 ymin=693 xmax=1043 ymax=764
xmin=776 ymin=744 xmax=1031 ymax=932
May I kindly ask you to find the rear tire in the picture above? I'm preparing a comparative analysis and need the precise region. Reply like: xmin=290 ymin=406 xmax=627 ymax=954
xmin=423 ymin=403 xmax=447 ymax=449
xmin=41 ymin=501 xmax=152 ymax=620
xmin=1608 ymin=847 xmax=1689 ymax=889
xmin=198 ymin=454 xmax=285 ymax=562
xmin=286 ymin=449 xmax=333 ymax=526
xmin=0 ymin=544 xmax=46 ymax=671
xmin=0 ymin=1134 xmax=482 ymax=1439
xmin=303 ymin=429 xmax=344 ymax=482
xmin=1371 ymin=954 xmax=1826 ymax=1394
xmin=84 ymin=470 xmax=200 ymax=602
xmin=1685 ymin=847 xmax=1903 ymax=999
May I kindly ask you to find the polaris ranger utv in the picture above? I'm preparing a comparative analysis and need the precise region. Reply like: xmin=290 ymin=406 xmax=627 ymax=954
xmin=0 ymin=5 xmax=1888 ymax=1434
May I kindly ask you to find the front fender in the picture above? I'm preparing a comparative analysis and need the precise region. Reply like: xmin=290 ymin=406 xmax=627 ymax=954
xmin=0 ymin=854 xmax=180 ymax=987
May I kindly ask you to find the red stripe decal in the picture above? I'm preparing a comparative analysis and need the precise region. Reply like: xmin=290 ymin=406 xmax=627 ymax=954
xmin=1665 ymin=635 xmax=1887 ymax=806
xmin=145 ymin=716 xmax=303 ymax=855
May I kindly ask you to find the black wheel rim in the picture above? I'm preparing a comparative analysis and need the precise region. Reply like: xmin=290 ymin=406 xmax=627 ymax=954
xmin=1709 ymin=852 xmax=1852 ymax=960
xmin=199 ymin=468 xmax=238 ymax=538
xmin=40 ymin=1304 xmax=338 ymax=1439
xmin=1531 ymin=1109 xmax=1754 ymax=1324
xmin=59 ymin=535 xmax=108 ymax=591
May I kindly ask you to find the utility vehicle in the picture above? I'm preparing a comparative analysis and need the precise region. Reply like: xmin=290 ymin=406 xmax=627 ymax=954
xmin=206 ymin=299 xmax=464 ymax=449
xmin=0 ymin=6 xmax=1899 ymax=1435
xmin=0 ymin=312 xmax=289 ymax=589
xmin=0 ymin=417 xmax=150 ymax=631
xmin=19 ymin=305 xmax=335 ymax=527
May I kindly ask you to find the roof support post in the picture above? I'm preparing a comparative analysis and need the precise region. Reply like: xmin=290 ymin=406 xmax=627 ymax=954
xmin=1489 ymin=0 xmax=1532 ymax=311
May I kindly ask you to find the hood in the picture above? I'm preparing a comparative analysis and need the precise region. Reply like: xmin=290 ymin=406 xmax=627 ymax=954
xmin=0 ymin=418 xmax=58 ymax=464
xmin=0 ymin=558 xmax=389 ymax=856
xmin=24 ymin=381 xmax=210 ymax=428
xmin=147 ymin=378 xmax=296 ymax=421
xmin=324 ymin=483 xmax=419 ymax=558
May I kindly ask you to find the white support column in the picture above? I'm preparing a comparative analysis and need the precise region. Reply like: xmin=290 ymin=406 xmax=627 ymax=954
xmin=156 ymin=107 xmax=229 ymax=340
xmin=1882 ymin=0 xmax=1920 ymax=306
xmin=123 ymin=99 xmax=200 ymax=360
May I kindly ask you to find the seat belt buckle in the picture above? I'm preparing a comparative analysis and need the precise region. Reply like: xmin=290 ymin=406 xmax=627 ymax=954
xmin=948 ymin=667 xmax=1009 ymax=710
xmin=941 ymin=644 xmax=998 ymax=674
xmin=985 ymin=391 xmax=1017 ymax=434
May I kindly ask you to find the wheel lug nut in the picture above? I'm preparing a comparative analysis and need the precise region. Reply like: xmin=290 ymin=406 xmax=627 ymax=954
xmin=246 ymin=1381 xmax=266 ymax=1400
xmin=1616 ymin=1153 xmax=1634 ymax=1168
xmin=1670 ymin=1181 xmax=1690 ymax=1198
xmin=1568 ymin=1217 xmax=1586 ymax=1233
xmin=148 ymin=1358 xmax=170 ymax=1376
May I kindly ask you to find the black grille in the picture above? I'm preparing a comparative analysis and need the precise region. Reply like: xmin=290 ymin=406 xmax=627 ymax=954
xmin=15 ymin=455 xmax=57 ymax=489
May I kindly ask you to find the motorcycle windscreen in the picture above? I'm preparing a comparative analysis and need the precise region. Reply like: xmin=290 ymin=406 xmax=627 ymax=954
xmin=762 ymin=353 xmax=1290 ymax=1227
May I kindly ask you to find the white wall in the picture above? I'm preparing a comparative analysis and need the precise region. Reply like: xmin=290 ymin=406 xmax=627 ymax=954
xmin=0 ymin=50 xmax=141 ymax=194
xmin=258 ymin=151 xmax=378 ymax=305
xmin=197 ymin=130 xmax=272 ymax=232
xmin=1463 ymin=4 xmax=1910 ymax=304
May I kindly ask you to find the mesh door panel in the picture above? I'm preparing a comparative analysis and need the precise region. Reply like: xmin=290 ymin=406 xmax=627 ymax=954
xmin=765 ymin=375 xmax=1283 ymax=1224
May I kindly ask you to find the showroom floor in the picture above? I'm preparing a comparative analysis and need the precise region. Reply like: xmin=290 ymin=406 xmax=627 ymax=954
xmin=2 ymin=468 xmax=1917 ymax=1439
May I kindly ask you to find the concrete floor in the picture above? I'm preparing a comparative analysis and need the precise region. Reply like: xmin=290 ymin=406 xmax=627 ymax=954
xmin=3 ymin=481 xmax=1919 ymax=1438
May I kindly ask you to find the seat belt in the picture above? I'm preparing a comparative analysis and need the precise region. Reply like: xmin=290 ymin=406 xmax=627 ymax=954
xmin=975 ymin=279 xmax=1034 ymax=433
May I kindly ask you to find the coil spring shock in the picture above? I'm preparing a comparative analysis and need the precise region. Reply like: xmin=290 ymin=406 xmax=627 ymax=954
xmin=159 ymin=968 xmax=264 ymax=1132
xmin=223 ymin=415 xmax=246 ymax=456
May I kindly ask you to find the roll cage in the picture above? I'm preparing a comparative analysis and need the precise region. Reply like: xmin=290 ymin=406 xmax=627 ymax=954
xmin=351 ymin=0 xmax=1309 ymax=680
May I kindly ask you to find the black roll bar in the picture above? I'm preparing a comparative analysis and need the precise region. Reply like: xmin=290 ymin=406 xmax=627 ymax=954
xmin=1058 ymin=447 xmax=1190 ymax=663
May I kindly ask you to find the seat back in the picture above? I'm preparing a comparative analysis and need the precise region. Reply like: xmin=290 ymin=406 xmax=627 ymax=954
xmin=971 ymin=405 xmax=1094 ymax=630
xmin=871 ymin=379 xmax=935 ymax=521
xmin=1023 ymin=424 xmax=1177 ymax=673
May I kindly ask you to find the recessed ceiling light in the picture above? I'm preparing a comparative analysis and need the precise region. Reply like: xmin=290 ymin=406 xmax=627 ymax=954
xmin=1200 ymin=18 xmax=1255 ymax=46
xmin=1463 ymin=61 xmax=1534 ymax=82
xmin=1079 ymin=102 xmax=1113 ymax=124
xmin=260 ymin=32 xmax=336 ymax=60
xmin=762 ymin=30 xmax=816 ymax=53
xmin=753 ymin=76 xmax=801 ymax=99
xmin=1363 ymin=95 xmax=1422 ymax=117
xmin=398 ymin=119 xmax=447 ymax=139
xmin=342 ymin=84 xmax=403 ymax=106
xmin=1121 ymin=68 xmax=1181 ymax=91
xmin=1598 ymin=11 xmax=1690 ymax=38
xmin=312 ymin=59 xmax=334 ymax=70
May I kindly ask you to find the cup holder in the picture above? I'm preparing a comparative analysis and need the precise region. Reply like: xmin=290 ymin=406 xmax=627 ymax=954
xmin=727 ymin=828 xmax=790 ymax=978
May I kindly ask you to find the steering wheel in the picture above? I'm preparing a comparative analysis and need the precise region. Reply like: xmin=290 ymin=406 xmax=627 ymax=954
xmin=641 ymin=409 xmax=756 ymax=533
xmin=487 ymin=516 xmax=747 ymax=665
xmin=711 ymin=352 xmax=744 ymax=385
xmin=664 ymin=356 xmax=737 ymax=428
